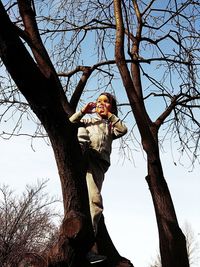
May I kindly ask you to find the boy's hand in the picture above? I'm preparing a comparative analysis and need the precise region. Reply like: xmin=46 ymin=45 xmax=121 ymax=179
xmin=81 ymin=102 xmax=96 ymax=114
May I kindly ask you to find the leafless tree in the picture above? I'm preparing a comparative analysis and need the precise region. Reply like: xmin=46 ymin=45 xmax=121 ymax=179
xmin=0 ymin=0 xmax=199 ymax=266
xmin=113 ymin=1 xmax=199 ymax=266
xmin=0 ymin=179 xmax=60 ymax=267
xmin=184 ymin=222 xmax=200 ymax=267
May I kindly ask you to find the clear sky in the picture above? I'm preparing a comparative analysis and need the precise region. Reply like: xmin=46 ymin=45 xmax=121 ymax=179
xmin=0 ymin=133 xmax=199 ymax=267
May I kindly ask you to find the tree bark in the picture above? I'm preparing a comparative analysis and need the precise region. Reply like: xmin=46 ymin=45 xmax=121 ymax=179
xmin=146 ymin=156 xmax=189 ymax=267
xmin=113 ymin=1 xmax=189 ymax=266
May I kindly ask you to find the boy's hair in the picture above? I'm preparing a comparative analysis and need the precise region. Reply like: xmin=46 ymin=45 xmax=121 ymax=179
xmin=99 ymin=92 xmax=118 ymax=116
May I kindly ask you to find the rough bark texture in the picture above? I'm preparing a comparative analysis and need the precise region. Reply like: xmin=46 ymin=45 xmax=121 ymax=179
xmin=146 ymin=158 xmax=189 ymax=267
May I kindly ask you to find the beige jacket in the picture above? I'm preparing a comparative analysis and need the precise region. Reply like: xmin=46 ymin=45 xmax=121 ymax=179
xmin=69 ymin=111 xmax=127 ymax=164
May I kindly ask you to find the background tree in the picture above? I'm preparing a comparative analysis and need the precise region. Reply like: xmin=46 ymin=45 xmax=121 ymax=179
xmin=0 ymin=0 xmax=199 ymax=267
xmin=113 ymin=1 xmax=199 ymax=266
xmin=0 ymin=180 xmax=60 ymax=267
xmin=184 ymin=222 xmax=200 ymax=267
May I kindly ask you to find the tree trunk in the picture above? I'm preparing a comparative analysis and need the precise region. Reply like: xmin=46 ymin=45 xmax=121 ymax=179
xmin=146 ymin=155 xmax=189 ymax=267
xmin=113 ymin=1 xmax=189 ymax=266
xmin=0 ymin=3 xmax=93 ymax=266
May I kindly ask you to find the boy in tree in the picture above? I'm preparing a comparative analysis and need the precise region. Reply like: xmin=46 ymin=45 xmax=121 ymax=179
xmin=70 ymin=92 xmax=127 ymax=264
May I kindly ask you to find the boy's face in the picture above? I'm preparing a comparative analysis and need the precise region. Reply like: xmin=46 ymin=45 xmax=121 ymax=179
xmin=95 ymin=94 xmax=112 ymax=118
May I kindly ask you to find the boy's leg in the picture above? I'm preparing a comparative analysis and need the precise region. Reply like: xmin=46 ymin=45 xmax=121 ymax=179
xmin=86 ymin=157 xmax=109 ymax=235
xmin=85 ymin=157 xmax=109 ymax=264
xmin=86 ymin=168 xmax=104 ymax=235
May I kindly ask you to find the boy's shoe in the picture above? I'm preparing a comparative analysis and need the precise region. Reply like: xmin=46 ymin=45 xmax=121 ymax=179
xmin=87 ymin=251 xmax=107 ymax=264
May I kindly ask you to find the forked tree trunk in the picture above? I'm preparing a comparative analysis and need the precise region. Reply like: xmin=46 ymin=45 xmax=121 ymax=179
xmin=0 ymin=3 xmax=93 ymax=266
xmin=0 ymin=3 xmax=133 ymax=267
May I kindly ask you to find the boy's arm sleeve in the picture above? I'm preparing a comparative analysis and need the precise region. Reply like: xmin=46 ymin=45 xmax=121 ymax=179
xmin=69 ymin=111 xmax=84 ymax=123
xmin=108 ymin=114 xmax=128 ymax=138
